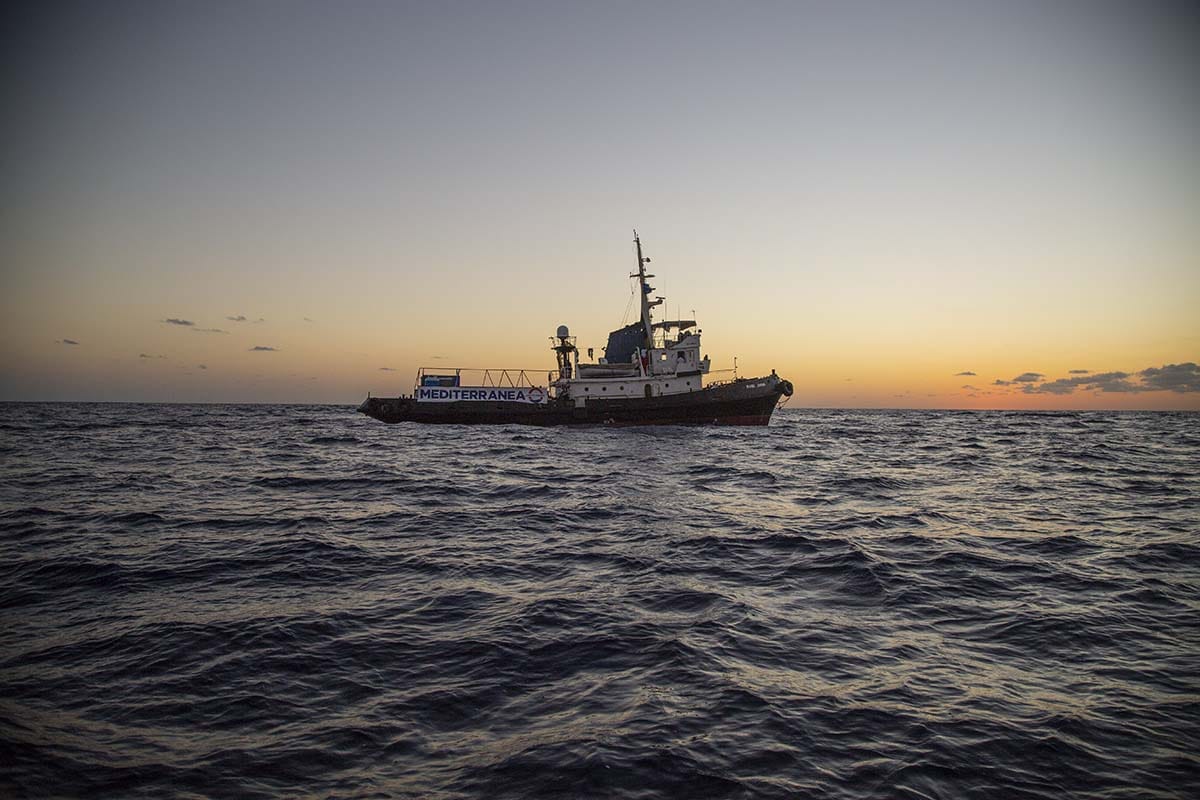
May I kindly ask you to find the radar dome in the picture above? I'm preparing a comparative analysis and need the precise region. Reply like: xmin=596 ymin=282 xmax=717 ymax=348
xmin=556 ymin=325 xmax=570 ymax=339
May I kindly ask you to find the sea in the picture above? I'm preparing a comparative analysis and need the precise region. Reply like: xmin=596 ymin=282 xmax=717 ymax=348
xmin=1 ymin=403 xmax=1197 ymax=799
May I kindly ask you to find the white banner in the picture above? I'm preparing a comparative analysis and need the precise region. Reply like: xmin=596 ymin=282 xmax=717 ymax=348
xmin=416 ymin=386 xmax=548 ymax=404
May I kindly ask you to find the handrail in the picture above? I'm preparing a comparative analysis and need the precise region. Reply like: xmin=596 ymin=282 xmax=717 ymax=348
xmin=416 ymin=367 xmax=550 ymax=373
xmin=414 ymin=367 xmax=552 ymax=388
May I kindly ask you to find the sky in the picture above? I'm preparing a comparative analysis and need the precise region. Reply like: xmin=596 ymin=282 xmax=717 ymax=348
xmin=2 ymin=0 xmax=1197 ymax=408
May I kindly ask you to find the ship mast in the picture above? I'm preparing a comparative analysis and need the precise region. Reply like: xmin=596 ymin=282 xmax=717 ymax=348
xmin=632 ymin=230 xmax=657 ymax=351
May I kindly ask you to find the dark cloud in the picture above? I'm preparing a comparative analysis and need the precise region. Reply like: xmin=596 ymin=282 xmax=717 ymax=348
xmin=992 ymin=372 xmax=1045 ymax=387
xmin=954 ymin=371 xmax=976 ymax=376
xmin=961 ymin=384 xmax=977 ymax=390
xmin=1068 ymin=369 xmax=1090 ymax=374
xmin=57 ymin=338 xmax=80 ymax=345
xmin=1140 ymin=362 xmax=1200 ymax=393
xmin=1024 ymin=379 xmax=1077 ymax=395
xmin=197 ymin=364 xmax=208 ymax=370
xmin=226 ymin=315 xmax=248 ymax=322
xmin=1089 ymin=372 xmax=1137 ymax=392
xmin=139 ymin=353 xmax=166 ymax=359
xmin=193 ymin=328 xmax=228 ymax=334
xmin=1023 ymin=370 xmax=1137 ymax=395
xmin=249 ymin=346 xmax=278 ymax=352
xmin=163 ymin=318 xmax=194 ymax=326
xmin=303 ymin=317 xmax=315 ymax=323
xmin=379 ymin=367 xmax=396 ymax=371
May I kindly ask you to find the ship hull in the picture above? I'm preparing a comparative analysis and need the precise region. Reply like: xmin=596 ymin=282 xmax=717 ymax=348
xmin=358 ymin=375 xmax=791 ymax=427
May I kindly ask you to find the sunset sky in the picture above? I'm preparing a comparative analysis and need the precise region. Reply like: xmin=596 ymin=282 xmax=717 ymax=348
xmin=2 ymin=1 xmax=1197 ymax=408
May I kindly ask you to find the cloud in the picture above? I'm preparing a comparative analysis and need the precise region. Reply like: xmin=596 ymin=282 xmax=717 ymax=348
xmin=1025 ymin=378 xmax=1078 ymax=395
xmin=249 ymin=345 xmax=278 ymax=352
xmin=139 ymin=353 xmax=166 ymax=359
xmin=226 ymin=315 xmax=248 ymax=322
xmin=1140 ymin=362 xmax=1200 ymax=393
xmin=164 ymin=317 xmax=226 ymax=333
xmin=983 ymin=364 xmax=1199 ymax=395
xmin=57 ymin=338 xmax=80 ymax=345
xmin=198 ymin=364 xmax=208 ymax=370
xmin=961 ymin=384 xmax=977 ymax=390
xmin=1023 ymin=370 xmax=1138 ymax=395
xmin=303 ymin=317 xmax=315 ymax=323
xmin=429 ymin=355 xmax=448 ymax=361
xmin=379 ymin=367 xmax=396 ymax=371
xmin=1088 ymin=372 xmax=1137 ymax=392
xmin=954 ymin=371 xmax=976 ymax=376
xmin=992 ymin=372 xmax=1044 ymax=387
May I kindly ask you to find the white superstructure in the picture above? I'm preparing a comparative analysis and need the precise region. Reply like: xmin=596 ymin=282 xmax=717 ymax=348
xmin=550 ymin=232 xmax=713 ymax=403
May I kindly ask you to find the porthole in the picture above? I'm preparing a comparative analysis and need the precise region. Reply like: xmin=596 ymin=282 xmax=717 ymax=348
xmin=666 ymin=383 xmax=670 ymax=388
xmin=584 ymin=387 xmax=589 ymax=392
xmin=602 ymin=386 xmax=607 ymax=391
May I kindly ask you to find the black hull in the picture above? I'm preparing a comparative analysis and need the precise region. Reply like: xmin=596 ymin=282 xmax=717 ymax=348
xmin=358 ymin=375 xmax=792 ymax=427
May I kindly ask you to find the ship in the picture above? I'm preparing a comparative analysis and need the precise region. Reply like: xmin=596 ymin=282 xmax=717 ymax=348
xmin=357 ymin=232 xmax=792 ymax=426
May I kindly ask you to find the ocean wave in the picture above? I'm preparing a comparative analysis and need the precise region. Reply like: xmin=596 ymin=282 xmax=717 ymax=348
xmin=1 ymin=404 xmax=1196 ymax=799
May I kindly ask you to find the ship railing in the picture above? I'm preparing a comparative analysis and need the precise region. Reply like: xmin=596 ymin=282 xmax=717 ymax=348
xmin=414 ymin=367 xmax=554 ymax=389
xmin=701 ymin=369 xmax=744 ymax=389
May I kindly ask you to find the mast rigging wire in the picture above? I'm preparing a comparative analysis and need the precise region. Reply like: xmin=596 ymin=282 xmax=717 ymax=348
xmin=619 ymin=282 xmax=635 ymax=329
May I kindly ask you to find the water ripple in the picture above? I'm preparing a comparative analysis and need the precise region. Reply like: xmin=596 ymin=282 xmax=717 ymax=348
xmin=0 ymin=404 xmax=1198 ymax=798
